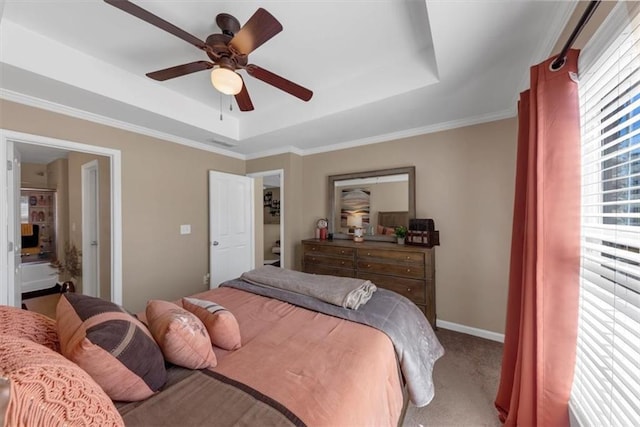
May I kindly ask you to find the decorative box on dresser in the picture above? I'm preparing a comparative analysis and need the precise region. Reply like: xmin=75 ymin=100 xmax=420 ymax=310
xmin=302 ymin=239 xmax=436 ymax=328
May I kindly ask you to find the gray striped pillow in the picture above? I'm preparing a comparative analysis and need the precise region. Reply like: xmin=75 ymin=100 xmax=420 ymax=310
xmin=56 ymin=293 xmax=167 ymax=401
xmin=182 ymin=297 xmax=242 ymax=350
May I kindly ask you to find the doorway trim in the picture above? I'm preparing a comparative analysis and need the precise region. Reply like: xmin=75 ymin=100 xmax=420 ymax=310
xmin=0 ymin=128 xmax=122 ymax=306
xmin=247 ymin=169 xmax=284 ymax=268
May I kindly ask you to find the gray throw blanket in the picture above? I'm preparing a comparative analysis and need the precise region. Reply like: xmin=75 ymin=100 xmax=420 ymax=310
xmin=241 ymin=265 xmax=376 ymax=310
xmin=222 ymin=278 xmax=445 ymax=407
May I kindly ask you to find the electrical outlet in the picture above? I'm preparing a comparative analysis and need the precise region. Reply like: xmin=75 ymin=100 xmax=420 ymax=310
xmin=203 ymin=273 xmax=210 ymax=285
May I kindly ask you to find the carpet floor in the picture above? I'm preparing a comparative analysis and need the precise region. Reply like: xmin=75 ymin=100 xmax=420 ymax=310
xmin=403 ymin=328 xmax=504 ymax=427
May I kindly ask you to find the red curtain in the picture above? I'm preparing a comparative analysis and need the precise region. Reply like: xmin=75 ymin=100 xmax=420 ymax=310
xmin=495 ymin=49 xmax=582 ymax=426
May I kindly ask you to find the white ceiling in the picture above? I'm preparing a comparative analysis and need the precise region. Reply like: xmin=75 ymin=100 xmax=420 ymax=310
xmin=0 ymin=0 xmax=577 ymax=159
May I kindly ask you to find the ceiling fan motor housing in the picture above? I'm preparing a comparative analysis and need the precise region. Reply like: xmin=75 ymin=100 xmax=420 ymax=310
xmin=216 ymin=13 xmax=241 ymax=37
xmin=205 ymin=34 xmax=247 ymax=68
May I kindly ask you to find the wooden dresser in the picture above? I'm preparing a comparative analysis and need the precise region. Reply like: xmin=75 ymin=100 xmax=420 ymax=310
xmin=301 ymin=239 xmax=436 ymax=327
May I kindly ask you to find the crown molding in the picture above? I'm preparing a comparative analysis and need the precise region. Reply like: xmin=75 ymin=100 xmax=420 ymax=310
xmin=299 ymin=108 xmax=516 ymax=156
xmin=2 ymin=89 xmax=517 ymax=162
xmin=244 ymin=144 xmax=304 ymax=160
xmin=0 ymin=89 xmax=246 ymax=160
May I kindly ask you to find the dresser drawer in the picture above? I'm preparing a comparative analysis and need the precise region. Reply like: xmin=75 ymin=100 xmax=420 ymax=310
xmin=301 ymin=238 xmax=436 ymax=328
xmin=357 ymin=248 xmax=425 ymax=264
xmin=357 ymin=259 xmax=425 ymax=279
xmin=304 ymin=254 xmax=355 ymax=270
xmin=303 ymin=244 xmax=355 ymax=258
xmin=358 ymin=272 xmax=425 ymax=304
xmin=303 ymin=264 xmax=356 ymax=278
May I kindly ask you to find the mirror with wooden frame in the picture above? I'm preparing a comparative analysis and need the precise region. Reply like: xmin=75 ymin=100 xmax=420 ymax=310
xmin=327 ymin=166 xmax=416 ymax=242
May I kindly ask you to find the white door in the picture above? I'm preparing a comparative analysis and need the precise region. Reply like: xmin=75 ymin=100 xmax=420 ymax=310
xmin=209 ymin=171 xmax=254 ymax=288
xmin=82 ymin=160 xmax=99 ymax=297
xmin=7 ymin=142 xmax=22 ymax=307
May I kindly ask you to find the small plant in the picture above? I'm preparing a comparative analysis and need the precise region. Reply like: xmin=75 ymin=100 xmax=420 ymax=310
xmin=394 ymin=226 xmax=408 ymax=238
xmin=50 ymin=242 xmax=82 ymax=282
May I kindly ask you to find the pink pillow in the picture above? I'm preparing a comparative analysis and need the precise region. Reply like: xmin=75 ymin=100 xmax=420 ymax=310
xmin=384 ymin=227 xmax=396 ymax=236
xmin=0 ymin=334 xmax=124 ymax=426
xmin=182 ymin=298 xmax=242 ymax=351
xmin=146 ymin=300 xmax=217 ymax=369
xmin=0 ymin=305 xmax=60 ymax=352
xmin=376 ymin=225 xmax=385 ymax=235
xmin=56 ymin=293 xmax=167 ymax=402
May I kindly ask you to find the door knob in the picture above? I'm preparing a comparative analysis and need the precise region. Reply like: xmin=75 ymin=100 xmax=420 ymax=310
xmin=90 ymin=241 xmax=98 ymax=246
xmin=212 ymin=241 xmax=219 ymax=246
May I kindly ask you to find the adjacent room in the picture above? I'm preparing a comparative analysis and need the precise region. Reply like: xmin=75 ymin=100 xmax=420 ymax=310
xmin=1 ymin=1 xmax=638 ymax=426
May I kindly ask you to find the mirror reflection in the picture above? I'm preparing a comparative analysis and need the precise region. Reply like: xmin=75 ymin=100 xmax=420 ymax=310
xmin=328 ymin=167 xmax=415 ymax=241
xmin=333 ymin=175 xmax=409 ymax=235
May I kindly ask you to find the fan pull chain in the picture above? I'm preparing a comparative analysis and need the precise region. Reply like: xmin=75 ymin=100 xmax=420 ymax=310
xmin=230 ymin=96 xmax=233 ymax=112
xmin=219 ymin=93 xmax=223 ymax=121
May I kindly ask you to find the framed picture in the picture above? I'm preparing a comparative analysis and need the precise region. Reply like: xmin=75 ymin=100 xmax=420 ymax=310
xmin=340 ymin=188 xmax=370 ymax=228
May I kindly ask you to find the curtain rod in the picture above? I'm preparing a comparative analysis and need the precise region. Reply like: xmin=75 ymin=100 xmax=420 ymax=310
xmin=551 ymin=1 xmax=601 ymax=71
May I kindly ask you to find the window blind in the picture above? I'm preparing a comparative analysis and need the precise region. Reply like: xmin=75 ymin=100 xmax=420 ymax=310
xmin=571 ymin=4 xmax=640 ymax=426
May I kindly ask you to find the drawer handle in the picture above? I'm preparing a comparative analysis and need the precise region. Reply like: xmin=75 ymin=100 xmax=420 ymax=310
xmin=367 ymin=252 xmax=371 ymax=256
xmin=407 ymin=288 xmax=412 ymax=292
xmin=406 ymin=256 xmax=411 ymax=260
xmin=367 ymin=264 xmax=371 ymax=268
xmin=341 ymin=250 xmax=345 ymax=254
xmin=312 ymin=257 xmax=316 ymax=261
xmin=312 ymin=247 xmax=317 ymax=251
xmin=341 ymin=261 xmax=345 ymax=265
xmin=407 ymin=269 xmax=411 ymax=273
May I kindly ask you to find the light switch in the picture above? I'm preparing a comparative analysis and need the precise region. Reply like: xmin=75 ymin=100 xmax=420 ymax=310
xmin=180 ymin=224 xmax=191 ymax=235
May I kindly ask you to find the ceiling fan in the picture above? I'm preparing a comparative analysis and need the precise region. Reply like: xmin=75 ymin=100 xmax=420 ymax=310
xmin=103 ymin=0 xmax=313 ymax=112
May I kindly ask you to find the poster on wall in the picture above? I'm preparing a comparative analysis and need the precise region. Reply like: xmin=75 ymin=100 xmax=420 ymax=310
xmin=340 ymin=188 xmax=370 ymax=227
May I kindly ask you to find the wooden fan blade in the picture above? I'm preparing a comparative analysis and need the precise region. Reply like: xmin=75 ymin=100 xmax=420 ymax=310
xmin=104 ymin=0 xmax=207 ymax=50
xmin=246 ymin=65 xmax=313 ymax=102
xmin=146 ymin=61 xmax=213 ymax=81
xmin=229 ymin=8 xmax=282 ymax=56
xmin=235 ymin=75 xmax=254 ymax=111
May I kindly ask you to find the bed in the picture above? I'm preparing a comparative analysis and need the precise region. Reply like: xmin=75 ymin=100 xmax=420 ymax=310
xmin=118 ymin=268 xmax=443 ymax=426
xmin=1 ymin=267 xmax=444 ymax=427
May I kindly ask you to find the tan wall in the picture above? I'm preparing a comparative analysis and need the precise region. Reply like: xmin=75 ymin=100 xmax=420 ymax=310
xmin=253 ymin=176 xmax=264 ymax=267
xmin=67 ymin=152 xmax=111 ymax=299
xmin=46 ymin=159 xmax=69 ymax=262
xmin=1 ymin=99 xmax=245 ymax=312
xmin=300 ymin=118 xmax=518 ymax=334
xmin=21 ymin=163 xmax=48 ymax=188
xmin=264 ymin=225 xmax=280 ymax=261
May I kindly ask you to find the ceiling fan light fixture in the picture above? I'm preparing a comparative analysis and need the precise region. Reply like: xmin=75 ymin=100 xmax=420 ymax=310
xmin=211 ymin=67 xmax=242 ymax=95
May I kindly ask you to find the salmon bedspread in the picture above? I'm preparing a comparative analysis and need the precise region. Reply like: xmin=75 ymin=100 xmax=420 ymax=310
xmin=122 ymin=281 xmax=443 ymax=426
xmin=199 ymin=286 xmax=404 ymax=426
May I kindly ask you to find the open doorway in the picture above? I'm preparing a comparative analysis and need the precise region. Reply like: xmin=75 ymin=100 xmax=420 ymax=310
xmin=0 ymin=129 xmax=122 ymax=312
xmin=247 ymin=170 xmax=284 ymax=269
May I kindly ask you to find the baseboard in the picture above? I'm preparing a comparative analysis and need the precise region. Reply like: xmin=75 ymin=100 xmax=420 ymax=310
xmin=436 ymin=319 xmax=505 ymax=343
